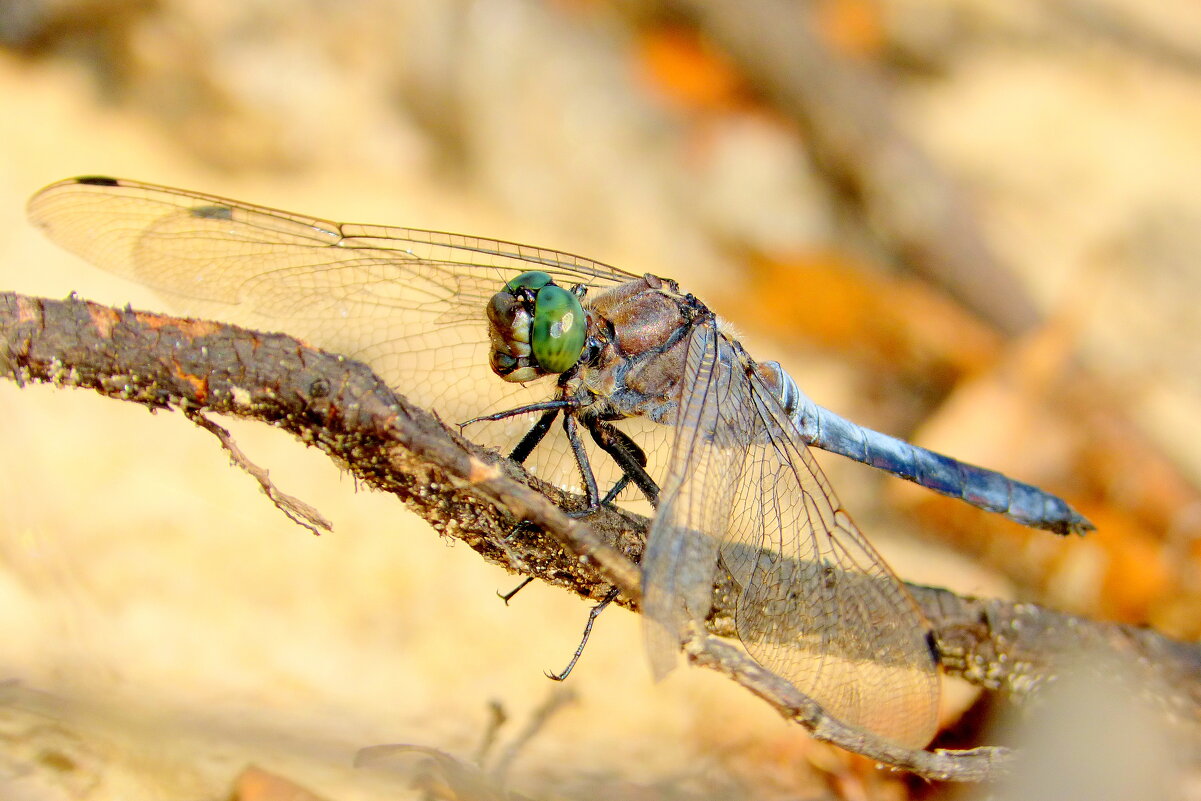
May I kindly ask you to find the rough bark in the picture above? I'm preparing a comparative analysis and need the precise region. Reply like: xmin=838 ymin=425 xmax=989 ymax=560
xmin=3 ymin=292 xmax=1197 ymax=781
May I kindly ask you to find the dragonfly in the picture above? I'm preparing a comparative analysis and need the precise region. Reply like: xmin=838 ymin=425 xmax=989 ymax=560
xmin=27 ymin=177 xmax=1092 ymax=750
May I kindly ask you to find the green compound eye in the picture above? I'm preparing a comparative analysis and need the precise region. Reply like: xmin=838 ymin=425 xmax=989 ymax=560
xmin=531 ymin=283 xmax=585 ymax=373
xmin=505 ymin=270 xmax=554 ymax=294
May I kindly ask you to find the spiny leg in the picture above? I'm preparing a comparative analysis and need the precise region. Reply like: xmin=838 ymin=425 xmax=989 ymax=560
xmin=498 ymin=576 xmax=535 ymax=605
xmin=539 ymin=422 xmax=653 ymax=678
xmin=493 ymin=416 xmax=609 ymax=608
xmin=498 ymin=413 xmax=614 ymax=672
xmin=460 ymin=398 xmax=577 ymax=427
xmin=588 ymin=419 xmax=661 ymax=509
xmin=546 ymin=587 xmax=620 ymax=681
xmin=465 ymin=395 xmax=629 ymax=624
xmin=562 ymin=412 xmax=601 ymax=510
xmin=470 ymin=400 xmax=588 ymax=607
xmin=508 ymin=406 xmax=560 ymax=464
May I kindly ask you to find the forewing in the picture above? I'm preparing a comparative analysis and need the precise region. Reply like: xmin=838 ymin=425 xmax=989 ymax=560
xmin=26 ymin=177 xmax=643 ymax=493
xmin=642 ymin=318 xmax=939 ymax=749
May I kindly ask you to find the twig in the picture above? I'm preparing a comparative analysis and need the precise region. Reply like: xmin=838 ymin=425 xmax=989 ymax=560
xmin=490 ymin=687 xmax=577 ymax=786
xmin=4 ymin=292 xmax=1199 ymax=779
xmin=185 ymin=408 xmax=333 ymax=535
xmin=684 ymin=632 xmax=1010 ymax=782
xmin=474 ymin=701 xmax=508 ymax=768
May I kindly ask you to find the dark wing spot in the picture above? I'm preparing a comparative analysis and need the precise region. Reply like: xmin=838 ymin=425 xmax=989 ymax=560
xmin=191 ymin=204 xmax=234 ymax=220
xmin=926 ymin=629 xmax=941 ymax=665
xmin=76 ymin=176 xmax=120 ymax=186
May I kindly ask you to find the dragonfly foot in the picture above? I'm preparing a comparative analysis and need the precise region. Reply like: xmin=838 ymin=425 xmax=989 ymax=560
xmin=498 ymin=577 xmax=535 ymax=605
xmin=545 ymin=587 xmax=619 ymax=681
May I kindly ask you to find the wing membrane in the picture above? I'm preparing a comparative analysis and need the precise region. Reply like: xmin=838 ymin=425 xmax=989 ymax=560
xmin=30 ymin=177 xmax=941 ymax=746
xmin=27 ymin=177 xmax=644 ymax=493
xmin=643 ymin=320 xmax=752 ymax=677
xmin=644 ymin=319 xmax=939 ymax=749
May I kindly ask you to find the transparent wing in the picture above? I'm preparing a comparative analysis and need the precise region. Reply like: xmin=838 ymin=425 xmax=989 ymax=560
xmin=643 ymin=319 xmax=939 ymax=749
xmin=642 ymin=322 xmax=745 ymax=676
xmin=27 ymin=176 xmax=646 ymax=494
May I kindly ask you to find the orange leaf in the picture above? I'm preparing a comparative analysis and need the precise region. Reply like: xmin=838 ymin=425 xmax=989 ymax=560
xmin=637 ymin=26 xmax=746 ymax=113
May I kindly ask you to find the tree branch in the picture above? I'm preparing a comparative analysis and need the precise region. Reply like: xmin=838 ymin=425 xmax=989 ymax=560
xmin=2 ymin=292 xmax=1197 ymax=781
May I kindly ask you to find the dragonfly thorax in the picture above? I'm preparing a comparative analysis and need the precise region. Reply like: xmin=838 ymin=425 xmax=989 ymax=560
xmin=486 ymin=271 xmax=588 ymax=383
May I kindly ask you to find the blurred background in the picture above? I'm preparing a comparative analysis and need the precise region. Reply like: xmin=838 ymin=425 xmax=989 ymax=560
xmin=1 ymin=0 xmax=1200 ymax=798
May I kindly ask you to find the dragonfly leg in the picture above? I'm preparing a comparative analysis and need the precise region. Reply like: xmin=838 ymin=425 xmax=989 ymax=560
xmin=546 ymin=586 xmax=620 ymax=681
xmin=498 ymin=576 xmax=535 ymax=605
xmin=598 ymin=476 xmax=631 ymax=508
xmin=587 ymin=419 xmax=661 ymax=508
xmin=562 ymin=412 xmax=601 ymax=509
xmin=504 ymin=520 xmax=537 ymax=541
xmin=460 ymin=399 xmax=575 ymax=430
xmin=508 ymin=407 xmax=560 ymax=464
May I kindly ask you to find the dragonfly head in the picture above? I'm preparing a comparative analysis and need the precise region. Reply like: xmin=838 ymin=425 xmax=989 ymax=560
xmin=487 ymin=271 xmax=587 ymax=382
